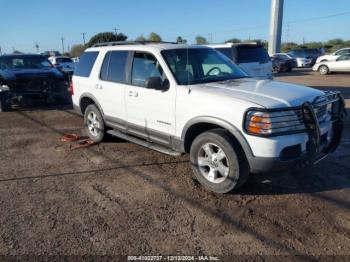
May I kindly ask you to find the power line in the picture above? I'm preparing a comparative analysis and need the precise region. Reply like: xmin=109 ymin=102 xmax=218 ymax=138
xmin=287 ymin=10 xmax=350 ymax=24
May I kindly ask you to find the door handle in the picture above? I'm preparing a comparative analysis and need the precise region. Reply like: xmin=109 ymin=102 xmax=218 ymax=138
xmin=128 ymin=91 xmax=138 ymax=97
xmin=95 ymin=84 xmax=103 ymax=90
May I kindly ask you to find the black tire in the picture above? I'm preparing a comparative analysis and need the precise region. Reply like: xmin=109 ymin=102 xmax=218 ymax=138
xmin=84 ymin=104 xmax=105 ymax=143
xmin=272 ymin=65 xmax=281 ymax=74
xmin=190 ymin=129 xmax=250 ymax=193
xmin=318 ymin=65 xmax=329 ymax=75
xmin=0 ymin=95 xmax=11 ymax=112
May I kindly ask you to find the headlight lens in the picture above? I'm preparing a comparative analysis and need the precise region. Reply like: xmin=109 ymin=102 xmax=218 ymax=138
xmin=245 ymin=109 xmax=306 ymax=136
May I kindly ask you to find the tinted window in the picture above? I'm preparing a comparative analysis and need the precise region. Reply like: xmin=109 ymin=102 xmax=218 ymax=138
xmin=131 ymin=52 xmax=164 ymax=87
xmin=215 ymin=48 xmax=233 ymax=60
xmin=56 ymin=57 xmax=73 ymax=63
xmin=335 ymin=49 xmax=350 ymax=56
xmin=0 ymin=55 xmax=51 ymax=70
xmin=100 ymin=52 xmax=110 ymax=81
xmin=236 ymin=46 xmax=270 ymax=63
xmin=108 ymin=51 xmax=128 ymax=83
xmin=338 ymin=54 xmax=350 ymax=61
xmin=162 ymin=48 xmax=248 ymax=85
xmin=74 ymin=51 xmax=99 ymax=77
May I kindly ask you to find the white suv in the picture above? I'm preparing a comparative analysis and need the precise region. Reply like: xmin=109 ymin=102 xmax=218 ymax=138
xmin=71 ymin=41 xmax=346 ymax=193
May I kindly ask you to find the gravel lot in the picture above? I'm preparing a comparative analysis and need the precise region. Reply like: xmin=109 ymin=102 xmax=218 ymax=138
xmin=0 ymin=69 xmax=349 ymax=259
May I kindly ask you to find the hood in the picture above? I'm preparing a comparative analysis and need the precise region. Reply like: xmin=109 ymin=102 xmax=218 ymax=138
xmin=194 ymin=78 xmax=324 ymax=108
xmin=0 ymin=68 xmax=64 ymax=80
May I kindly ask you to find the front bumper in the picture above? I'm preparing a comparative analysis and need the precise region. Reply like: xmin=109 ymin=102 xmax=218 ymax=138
xmin=247 ymin=92 xmax=346 ymax=173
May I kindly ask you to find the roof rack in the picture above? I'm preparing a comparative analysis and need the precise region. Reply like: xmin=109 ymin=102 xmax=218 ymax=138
xmin=93 ymin=41 xmax=178 ymax=47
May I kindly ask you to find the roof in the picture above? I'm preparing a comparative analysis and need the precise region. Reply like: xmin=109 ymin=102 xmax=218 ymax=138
xmin=206 ymin=42 xmax=262 ymax=48
xmin=0 ymin=53 xmax=44 ymax=58
xmin=86 ymin=41 xmax=209 ymax=52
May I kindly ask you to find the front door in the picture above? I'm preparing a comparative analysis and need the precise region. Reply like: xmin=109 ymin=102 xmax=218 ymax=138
xmin=125 ymin=51 xmax=176 ymax=145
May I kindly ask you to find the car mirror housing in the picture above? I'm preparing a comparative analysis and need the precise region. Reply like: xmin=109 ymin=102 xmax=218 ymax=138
xmin=145 ymin=77 xmax=169 ymax=91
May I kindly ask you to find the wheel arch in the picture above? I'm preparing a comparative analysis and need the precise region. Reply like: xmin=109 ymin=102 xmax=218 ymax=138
xmin=181 ymin=116 xmax=254 ymax=161
xmin=79 ymin=93 xmax=104 ymax=116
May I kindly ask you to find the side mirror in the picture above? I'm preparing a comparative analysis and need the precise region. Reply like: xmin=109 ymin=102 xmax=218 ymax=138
xmin=145 ymin=77 xmax=169 ymax=91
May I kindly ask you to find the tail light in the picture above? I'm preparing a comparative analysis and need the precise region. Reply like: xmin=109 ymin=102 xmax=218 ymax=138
xmin=68 ymin=81 xmax=74 ymax=96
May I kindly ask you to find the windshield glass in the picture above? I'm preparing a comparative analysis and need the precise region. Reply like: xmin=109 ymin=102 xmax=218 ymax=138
xmin=161 ymin=48 xmax=248 ymax=85
xmin=0 ymin=56 xmax=52 ymax=70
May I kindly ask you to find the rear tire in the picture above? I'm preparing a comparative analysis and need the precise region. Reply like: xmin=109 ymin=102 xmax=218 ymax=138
xmin=84 ymin=104 xmax=105 ymax=143
xmin=190 ymin=129 xmax=250 ymax=193
xmin=319 ymin=65 xmax=329 ymax=75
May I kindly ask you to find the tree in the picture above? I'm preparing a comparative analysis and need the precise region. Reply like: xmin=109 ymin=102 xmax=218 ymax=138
xmin=148 ymin=32 xmax=162 ymax=42
xmin=135 ymin=35 xmax=146 ymax=41
xmin=176 ymin=36 xmax=187 ymax=44
xmin=326 ymin=38 xmax=344 ymax=46
xmin=195 ymin=35 xmax=208 ymax=45
xmin=115 ymin=33 xmax=128 ymax=41
xmin=225 ymin=38 xmax=241 ymax=43
xmin=70 ymin=44 xmax=86 ymax=58
xmin=86 ymin=32 xmax=128 ymax=47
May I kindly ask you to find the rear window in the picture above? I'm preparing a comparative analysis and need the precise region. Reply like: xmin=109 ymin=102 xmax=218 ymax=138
xmin=56 ymin=57 xmax=73 ymax=63
xmin=236 ymin=46 xmax=270 ymax=64
xmin=215 ymin=48 xmax=233 ymax=60
xmin=74 ymin=51 xmax=99 ymax=77
xmin=100 ymin=51 xmax=128 ymax=83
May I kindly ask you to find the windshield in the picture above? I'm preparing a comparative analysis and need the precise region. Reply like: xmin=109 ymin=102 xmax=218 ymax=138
xmin=0 ymin=56 xmax=52 ymax=70
xmin=161 ymin=48 xmax=248 ymax=85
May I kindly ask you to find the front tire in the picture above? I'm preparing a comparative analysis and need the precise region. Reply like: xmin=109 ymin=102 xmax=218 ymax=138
xmin=319 ymin=65 xmax=329 ymax=75
xmin=190 ymin=129 xmax=250 ymax=193
xmin=84 ymin=104 xmax=105 ymax=143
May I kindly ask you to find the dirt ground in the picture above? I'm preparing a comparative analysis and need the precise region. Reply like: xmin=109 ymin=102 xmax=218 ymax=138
xmin=0 ymin=69 xmax=349 ymax=260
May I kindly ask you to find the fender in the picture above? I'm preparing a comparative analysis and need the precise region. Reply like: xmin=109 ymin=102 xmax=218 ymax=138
xmin=181 ymin=116 xmax=255 ymax=160
xmin=79 ymin=92 xmax=105 ymax=116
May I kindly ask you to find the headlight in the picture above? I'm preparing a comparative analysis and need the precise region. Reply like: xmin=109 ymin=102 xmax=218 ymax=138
xmin=244 ymin=109 xmax=306 ymax=136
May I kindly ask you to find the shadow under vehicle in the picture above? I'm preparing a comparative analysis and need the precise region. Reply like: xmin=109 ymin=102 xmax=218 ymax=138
xmin=0 ymin=54 xmax=71 ymax=111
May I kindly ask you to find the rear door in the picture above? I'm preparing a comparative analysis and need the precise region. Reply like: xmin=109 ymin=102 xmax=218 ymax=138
xmin=96 ymin=50 xmax=130 ymax=126
xmin=125 ymin=51 xmax=176 ymax=144
xmin=331 ymin=55 xmax=350 ymax=72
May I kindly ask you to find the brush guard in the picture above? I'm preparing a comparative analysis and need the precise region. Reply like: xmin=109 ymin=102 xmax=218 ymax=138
xmin=302 ymin=92 xmax=346 ymax=165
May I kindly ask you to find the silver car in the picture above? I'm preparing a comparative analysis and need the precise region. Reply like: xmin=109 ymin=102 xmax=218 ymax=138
xmin=313 ymin=54 xmax=350 ymax=75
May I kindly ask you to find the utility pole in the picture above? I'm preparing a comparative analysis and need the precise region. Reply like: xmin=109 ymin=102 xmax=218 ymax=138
xmin=268 ymin=0 xmax=284 ymax=54
xmin=35 ymin=42 xmax=39 ymax=53
xmin=61 ymin=37 xmax=65 ymax=54
xmin=0 ymin=46 xmax=2 ymax=55
xmin=285 ymin=23 xmax=290 ymax=43
xmin=113 ymin=27 xmax=119 ymax=35
xmin=81 ymin=32 xmax=86 ymax=45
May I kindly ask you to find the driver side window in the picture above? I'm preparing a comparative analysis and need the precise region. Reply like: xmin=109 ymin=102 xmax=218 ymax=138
xmin=131 ymin=52 xmax=166 ymax=87
xmin=337 ymin=55 xmax=350 ymax=61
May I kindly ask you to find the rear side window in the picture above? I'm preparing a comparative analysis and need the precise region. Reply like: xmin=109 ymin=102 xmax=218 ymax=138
xmin=236 ymin=46 xmax=270 ymax=64
xmin=74 ymin=51 xmax=99 ymax=77
xmin=100 ymin=51 xmax=128 ymax=83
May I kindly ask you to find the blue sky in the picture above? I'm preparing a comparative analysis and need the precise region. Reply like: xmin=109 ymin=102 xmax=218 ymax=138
xmin=0 ymin=0 xmax=349 ymax=54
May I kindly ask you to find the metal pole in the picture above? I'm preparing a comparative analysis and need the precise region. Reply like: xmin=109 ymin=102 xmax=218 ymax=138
xmin=268 ymin=0 xmax=284 ymax=54
xmin=61 ymin=37 xmax=65 ymax=54
xmin=81 ymin=32 xmax=86 ymax=45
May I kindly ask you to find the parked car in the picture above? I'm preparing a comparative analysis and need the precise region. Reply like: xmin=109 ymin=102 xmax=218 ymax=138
xmin=71 ymin=41 xmax=345 ymax=194
xmin=207 ymin=42 xmax=272 ymax=79
xmin=270 ymin=53 xmax=297 ymax=73
xmin=288 ymin=48 xmax=323 ymax=67
xmin=313 ymin=54 xmax=350 ymax=75
xmin=48 ymin=56 xmax=75 ymax=76
xmin=41 ymin=51 xmax=62 ymax=58
xmin=316 ymin=48 xmax=350 ymax=64
xmin=0 ymin=54 xmax=69 ymax=111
